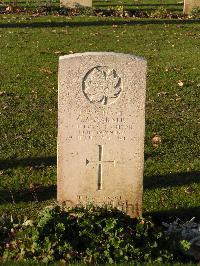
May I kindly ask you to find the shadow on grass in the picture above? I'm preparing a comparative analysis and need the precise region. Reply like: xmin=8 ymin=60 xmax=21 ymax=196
xmin=1 ymin=156 xmax=199 ymax=188
xmin=0 ymin=156 xmax=199 ymax=221
xmin=144 ymin=171 xmax=200 ymax=189
xmin=0 ymin=19 xmax=199 ymax=28
xmin=96 ymin=3 xmax=182 ymax=7
xmin=146 ymin=206 xmax=200 ymax=222
xmin=0 ymin=185 xmax=56 ymax=204
xmin=0 ymin=156 xmax=56 ymax=170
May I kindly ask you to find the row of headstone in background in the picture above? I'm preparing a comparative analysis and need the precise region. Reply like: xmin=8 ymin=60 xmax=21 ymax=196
xmin=60 ymin=0 xmax=200 ymax=14
xmin=57 ymin=52 xmax=146 ymax=217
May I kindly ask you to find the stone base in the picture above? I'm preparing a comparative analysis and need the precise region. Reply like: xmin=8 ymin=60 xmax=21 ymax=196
xmin=60 ymin=0 xmax=92 ymax=8
xmin=58 ymin=192 xmax=143 ymax=218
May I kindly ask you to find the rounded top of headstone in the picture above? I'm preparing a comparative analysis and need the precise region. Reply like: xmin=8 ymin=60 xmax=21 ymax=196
xmin=59 ymin=52 xmax=146 ymax=63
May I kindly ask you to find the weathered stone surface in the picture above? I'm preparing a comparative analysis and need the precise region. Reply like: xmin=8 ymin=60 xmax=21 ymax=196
xmin=60 ymin=0 xmax=92 ymax=8
xmin=184 ymin=0 xmax=200 ymax=13
xmin=57 ymin=52 xmax=146 ymax=217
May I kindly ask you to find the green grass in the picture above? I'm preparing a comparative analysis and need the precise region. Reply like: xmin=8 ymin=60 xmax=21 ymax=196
xmin=0 ymin=14 xmax=199 ymax=221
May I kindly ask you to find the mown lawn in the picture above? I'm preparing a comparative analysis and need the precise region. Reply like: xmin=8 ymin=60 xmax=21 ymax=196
xmin=0 ymin=14 xmax=199 ymax=221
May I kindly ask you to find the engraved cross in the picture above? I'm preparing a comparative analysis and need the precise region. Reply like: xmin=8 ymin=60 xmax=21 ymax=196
xmin=86 ymin=145 xmax=115 ymax=190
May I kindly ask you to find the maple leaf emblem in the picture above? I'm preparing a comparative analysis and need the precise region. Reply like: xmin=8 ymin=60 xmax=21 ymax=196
xmin=83 ymin=66 xmax=122 ymax=105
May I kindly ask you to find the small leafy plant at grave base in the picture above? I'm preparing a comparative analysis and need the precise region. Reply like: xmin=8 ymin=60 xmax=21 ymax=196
xmin=77 ymin=7 xmax=95 ymax=16
xmin=191 ymin=7 xmax=200 ymax=19
xmin=59 ymin=7 xmax=94 ymax=16
xmin=0 ymin=205 xmax=198 ymax=264
xmin=113 ymin=6 xmax=125 ymax=17
xmin=151 ymin=7 xmax=168 ymax=18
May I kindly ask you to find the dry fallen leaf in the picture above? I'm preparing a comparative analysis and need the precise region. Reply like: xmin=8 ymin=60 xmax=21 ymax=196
xmin=153 ymin=143 xmax=159 ymax=148
xmin=0 ymin=91 xmax=6 ymax=96
xmin=176 ymin=97 xmax=182 ymax=101
xmin=157 ymin=91 xmax=168 ymax=97
xmin=39 ymin=68 xmax=52 ymax=74
xmin=184 ymin=186 xmax=194 ymax=194
xmin=54 ymin=51 xmax=62 ymax=55
xmin=5 ymin=5 xmax=12 ymax=12
xmin=178 ymin=80 xmax=184 ymax=87
xmin=152 ymin=134 xmax=161 ymax=148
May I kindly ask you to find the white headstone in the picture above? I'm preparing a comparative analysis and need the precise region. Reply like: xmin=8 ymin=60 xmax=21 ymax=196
xmin=58 ymin=52 xmax=146 ymax=217
xmin=60 ymin=0 xmax=92 ymax=8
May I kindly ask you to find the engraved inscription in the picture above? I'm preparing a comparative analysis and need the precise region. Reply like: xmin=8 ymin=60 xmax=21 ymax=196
xmin=65 ymin=111 xmax=142 ymax=142
xmin=82 ymin=66 xmax=122 ymax=105
xmin=86 ymin=145 xmax=115 ymax=190
xmin=76 ymin=195 xmax=133 ymax=212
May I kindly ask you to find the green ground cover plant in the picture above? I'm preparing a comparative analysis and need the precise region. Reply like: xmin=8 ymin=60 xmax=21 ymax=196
xmin=0 ymin=205 xmax=198 ymax=263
